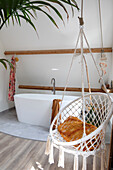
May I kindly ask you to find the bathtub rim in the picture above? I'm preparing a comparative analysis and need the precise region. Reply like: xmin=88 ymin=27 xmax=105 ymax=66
xmin=14 ymin=93 xmax=79 ymax=101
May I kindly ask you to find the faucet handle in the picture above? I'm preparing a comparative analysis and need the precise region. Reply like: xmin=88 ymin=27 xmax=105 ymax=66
xmin=51 ymin=78 xmax=55 ymax=84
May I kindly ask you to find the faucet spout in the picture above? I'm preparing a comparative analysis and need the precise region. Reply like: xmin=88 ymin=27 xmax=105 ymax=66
xmin=51 ymin=78 xmax=56 ymax=95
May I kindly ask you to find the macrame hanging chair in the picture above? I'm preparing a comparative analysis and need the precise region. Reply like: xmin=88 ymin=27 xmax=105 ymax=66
xmin=45 ymin=0 xmax=112 ymax=169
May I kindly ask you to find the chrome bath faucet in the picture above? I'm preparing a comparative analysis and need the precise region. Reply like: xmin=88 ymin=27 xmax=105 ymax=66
xmin=51 ymin=78 xmax=56 ymax=95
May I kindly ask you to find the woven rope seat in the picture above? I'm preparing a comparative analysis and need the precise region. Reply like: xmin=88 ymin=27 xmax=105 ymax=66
xmin=50 ymin=93 xmax=112 ymax=154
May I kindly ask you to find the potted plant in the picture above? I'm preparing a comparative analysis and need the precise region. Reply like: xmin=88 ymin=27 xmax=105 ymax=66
xmin=0 ymin=0 xmax=79 ymax=69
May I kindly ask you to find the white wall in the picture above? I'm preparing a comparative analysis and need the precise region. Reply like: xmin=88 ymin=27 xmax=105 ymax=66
xmin=108 ymin=3 xmax=113 ymax=92
xmin=16 ymin=52 xmax=111 ymax=87
xmin=109 ymin=21 xmax=113 ymax=98
xmin=0 ymin=41 xmax=14 ymax=112
xmin=0 ymin=0 xmax=112 ymax=100
xmin=0 ymin=0 xmax=112 ymax=50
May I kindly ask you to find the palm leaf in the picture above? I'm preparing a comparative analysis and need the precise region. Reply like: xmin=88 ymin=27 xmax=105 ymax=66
xmin=0 ymin=0 xmax=79 ymax=31
xmin=0 ymin=59 xmax=13 ymax=69
xmin=24 ymin=5 xmax=59 ymax=28
xmin=27 ymin=1 xmax=64 ymax=22
xmin=17 ymin=14 xmax=37 ymax=30
xmin=45 ymin=0 xmax=69 ymax=19
xmin=14 ymin=11 xmax=21 ymax=25
xmin=1 ymin=59 xmax=13 ymax=68
xmin=0 ymin=59 xmax=7 ymax=69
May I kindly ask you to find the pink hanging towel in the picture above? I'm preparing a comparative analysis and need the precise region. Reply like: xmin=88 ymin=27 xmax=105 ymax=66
xmin=8 ymin=56 xmax=16 ymax=101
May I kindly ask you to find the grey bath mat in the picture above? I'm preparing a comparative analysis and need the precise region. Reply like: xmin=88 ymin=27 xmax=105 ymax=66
xmin=0 ymin=108 xmax=111 ymax=143
xmin=0 ymin=108 xmax=49 ymax=141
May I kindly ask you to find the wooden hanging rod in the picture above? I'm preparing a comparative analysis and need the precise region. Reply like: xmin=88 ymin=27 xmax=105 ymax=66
xmin=18 ymin=85 xmax=110 ymax=93
xmin=5 ymin=47 xmax=112 ymax=55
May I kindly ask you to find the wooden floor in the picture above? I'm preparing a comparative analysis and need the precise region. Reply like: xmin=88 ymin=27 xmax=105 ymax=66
xmin=0 ymin=132 xmax=110 ymax=170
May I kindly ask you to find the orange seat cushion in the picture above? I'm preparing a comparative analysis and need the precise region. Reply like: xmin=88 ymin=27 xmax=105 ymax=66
xmin=58 ymin=116 xmax=98 ymax=151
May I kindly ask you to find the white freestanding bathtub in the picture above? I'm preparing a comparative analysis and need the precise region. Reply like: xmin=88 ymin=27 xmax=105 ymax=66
xmin=14 ymin=93 xmax=79 ymax=128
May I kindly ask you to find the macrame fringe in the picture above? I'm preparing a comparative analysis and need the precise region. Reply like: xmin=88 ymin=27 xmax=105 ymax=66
xmin=104 ymin=146 xmax=107 ymax=168
xmin=45 ymin=136 xmax=51 ymax=155
xmin=82 ymin=156 xmax=87 ymax=170
xmin=93 ymin=154 xmax=96 ymax=170
xmin=101 ymin=152 xmax=104 ymax=170
xmin=58 ymin=146 xmax=64 ymax=168
xmin=73 ymin=155 xmax=78 ymax=170
xmin=49 ymin=142 xmax=54 ymax=164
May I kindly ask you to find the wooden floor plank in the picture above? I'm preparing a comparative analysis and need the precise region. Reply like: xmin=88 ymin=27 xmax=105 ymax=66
xmin=0 ymin=132 xmax=110 ymax=170
xmin=5 ymin=141 xmax=33 ymax=170
xmin=0 ymin=138 xmax=28 ymax=168
xmin=0 ymin=136 xmax=19 ymax=154
xmin=4 ymin=141 xmax=33 ymax=170
xmin=18 ymin=142 xmax=43 ymax=170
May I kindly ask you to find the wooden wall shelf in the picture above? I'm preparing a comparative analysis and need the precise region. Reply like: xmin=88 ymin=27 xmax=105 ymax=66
xmin=18 ymin=85 xmax=113 ymax=93
xmin=18 ymin=85 xmax=111 ymax=93
xmin=5 ymin=47 xmax=112 ymax=55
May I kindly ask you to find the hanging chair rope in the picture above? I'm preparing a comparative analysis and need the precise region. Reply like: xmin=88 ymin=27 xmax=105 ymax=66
xmin=83 ymin=55 xmax=93 ymax=107
xmin=81 ymin=0 xmax=83 ymax=18
xmin=98 ymin=0 xmax=104 ymax=52
xmin=61 ymin=0 xmax=87 ymax=137
xmin=79 ymin=0 xmax=86 ymax=137
xmin=80 ymin=27 xmax=86 ymax=137
xmin=61 ymin=30 xmax=81 ymax=104
xmin=83 ymin=55 xmax=91 ymax=94
xmin=98 ymin=0 xmax=108 ymax=79
xmin=61 ymin=0 xmax=84 ymax=107
xmin=55 ymin=31 xmax=81 ymax=128
xmin=60 ymin=0 xmax=108 ymax=108
xmin=82 ymin=30 xmax=108 ymax=93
